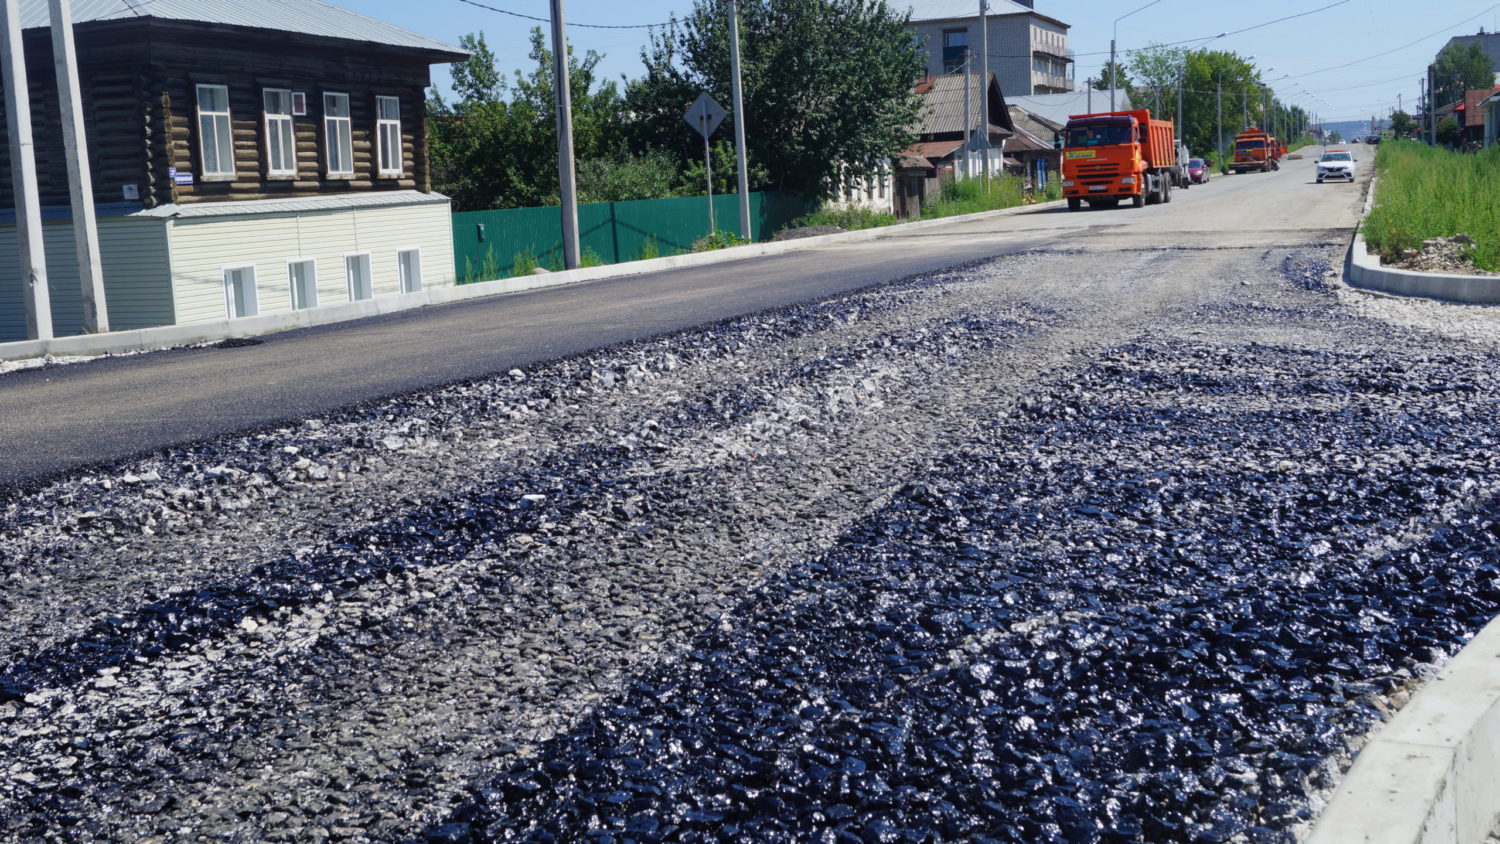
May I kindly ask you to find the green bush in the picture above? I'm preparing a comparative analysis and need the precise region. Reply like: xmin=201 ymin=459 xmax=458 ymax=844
xmin=1363 ymin=141 xmax=1500 ymax=271
xmin=462 ymin=247 xmax=503 ymax=284
xmin=691 ymin=230 xmax=752 ymax=252
xmin=510 ymin=248 xmax=538 ymax=277
xmin=791 ymin=205 xmax=896 ymax=231
xmin=920 ymin=175 xmax=1026 ymax=219
xmin=637 ymin=236 xmax=661 ymax=261
xmin=580 ymin=248 xmax=604 ymax=268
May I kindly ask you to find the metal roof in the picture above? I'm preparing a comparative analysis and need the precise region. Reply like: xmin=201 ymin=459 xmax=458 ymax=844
xmin=912 ymin=73 xmax=1014 ymax=138
xmin=906 ymin=0 xmax=1044 ymax=22
xmin=131 ymin=190 xmax=450 ymax=219
xmin=17 ymin=0 xmax=465 ymax=57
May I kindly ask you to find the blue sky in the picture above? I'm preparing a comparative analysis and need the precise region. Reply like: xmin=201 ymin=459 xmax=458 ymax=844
xmin=347 ymin=0 xmax=1500 ymax=125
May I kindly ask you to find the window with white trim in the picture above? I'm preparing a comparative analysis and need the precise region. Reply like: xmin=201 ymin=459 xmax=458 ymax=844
xmin=197 ymin=84 xmax=234 ymax=177
xmin=345 ymin=253 xmax=373 ymax=301
xmin=289 ymin=259 xmax=317 ymax=310
xmin=263 ymin=88 xmax=296 ymax=176
xmin=376 ymin=95 xmax=402 ymax=176
xmin=324 ymin=92 xmax=353 ymax=177
xmin=397 ymin=248 xmax=422 ymax=293
xmin=224 ymin=266 xmax=258 ymax=318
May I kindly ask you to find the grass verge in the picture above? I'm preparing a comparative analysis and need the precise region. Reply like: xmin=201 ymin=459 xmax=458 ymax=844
xmin=791 ymin=206 xmax=896 ymax=231
xmin=1363 ymin=141 xmax=1500 ymax=271
xmin=920 ymin=176 xmax=1061 ymax=220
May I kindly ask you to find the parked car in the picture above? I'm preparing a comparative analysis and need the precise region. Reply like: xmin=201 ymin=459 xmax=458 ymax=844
xmin=1187 ymin=158 xmax=1210 ymax=184
xmin=1316 ymin=148 xmax=1356 ymax=183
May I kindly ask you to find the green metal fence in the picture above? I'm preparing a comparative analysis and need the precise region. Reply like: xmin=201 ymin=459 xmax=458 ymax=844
xmin=451 ymin=192 xmax=817 ymax=283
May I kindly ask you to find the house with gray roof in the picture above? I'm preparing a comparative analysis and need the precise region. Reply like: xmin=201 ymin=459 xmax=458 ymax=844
xmin=1 ymin=0 xmax=467 ymax=342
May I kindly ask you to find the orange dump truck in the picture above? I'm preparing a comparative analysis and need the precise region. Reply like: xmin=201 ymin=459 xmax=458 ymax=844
xmin=1231 ymin=127 xmax=1279 ymax=173
xmin=1061 ymin=109 xmax=1177 ymax=211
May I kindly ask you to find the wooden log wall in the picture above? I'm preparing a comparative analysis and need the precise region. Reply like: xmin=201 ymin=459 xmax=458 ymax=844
xmin=0 ymin=20 xmax=449 ymax=208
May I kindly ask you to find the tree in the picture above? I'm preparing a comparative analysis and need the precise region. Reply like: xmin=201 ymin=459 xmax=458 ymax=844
xmin=1127 ymin=44 xmax=1186 ymax=120
xmin=1389 ymin=109 xmax=1417 ymax=139
xmin=1432 ymin=42 xmax=1496 ymax=111
xmin=1174 ymin=50 xmax=1259 ymax=161
xmin=626 ymin=0 xmax=924 ymax=197
xmin=1091 ymin=60 xmax=1131 ymax=95
xmin=1436 ymin=116 xmax=1463 ymax=148
xmin=427 ymin=29 xmax=628 ymax=211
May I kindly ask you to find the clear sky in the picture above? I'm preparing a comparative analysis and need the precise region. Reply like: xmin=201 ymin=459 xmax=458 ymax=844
xmin=344 ymin=0 xmax=1500 ymax=126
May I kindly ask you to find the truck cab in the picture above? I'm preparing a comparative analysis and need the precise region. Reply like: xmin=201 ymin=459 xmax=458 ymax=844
xmin=1061 ymin=109 xmax=1176 ymax=211
xmin=1232 ymin=128 xmax=1276 ymax=173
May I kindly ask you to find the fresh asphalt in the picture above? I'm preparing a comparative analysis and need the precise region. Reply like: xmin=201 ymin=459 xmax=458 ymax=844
xmin=0 ymin=224 xmax=1068 ymax=488
xmin=0 ymin=146 xmax=1369 ymax=489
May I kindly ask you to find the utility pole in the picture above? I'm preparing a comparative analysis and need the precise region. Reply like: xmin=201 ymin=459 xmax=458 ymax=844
xmin=1087 ymin=78 xmax=1093 ymax=113
xmin=2 ymin=0 xmax=52 ymax=340
xmin=1241 ymin=87 xmax=1248 ymax=129
xmin=725 ymin=0 xmax=750 ymax=241
xmin=1419 ymin=76 xmax=1426 ymax=142
xmin=1427 ymin=64 xmax=1436 ymax=145
xmin=50 ymin=0 xmax=106 ymax=333
xmin=978 ymin=0 xmax=990 ymax=189
xmin=1216 ymin=75 xmax=1223 ymax=170
xmin=550 ymin=0 xmax=580 ymax=270
xmin=1109 ymin=43 xmax=1116 ymax=110
xmin=962 ymin=50 xmax=971 ymax=179
xmin=1176 ymin=61 xmax=1184 ymax=130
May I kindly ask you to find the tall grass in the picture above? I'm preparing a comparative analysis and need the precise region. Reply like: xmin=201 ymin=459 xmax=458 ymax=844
xmin=792 ymin=205 xmax=896 ymax=230
xmin=920 ymin=175 xmax=1031 ymax=219
xmin=1363 ymin=141 xmax=1500 ymax=271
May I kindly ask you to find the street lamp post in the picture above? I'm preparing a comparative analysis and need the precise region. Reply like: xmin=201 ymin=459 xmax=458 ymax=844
xmin=1111 ymin=0 xmax=1164 ymax=111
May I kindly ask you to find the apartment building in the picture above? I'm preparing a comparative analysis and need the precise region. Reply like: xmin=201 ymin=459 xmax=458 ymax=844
xmin=906 ymin=0 xmax=1073 ymax=96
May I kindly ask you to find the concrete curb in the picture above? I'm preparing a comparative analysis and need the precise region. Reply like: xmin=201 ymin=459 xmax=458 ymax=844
xmin=1343 ymin=173 xmax=1500 ymax=305
xmin=1310 ymin=164 xmax=1500 ymax=844
xmin=0 ymin=199 xmax=1063 ymax=363
xmin=1306 ymin=614 xmax=1500 ymax=843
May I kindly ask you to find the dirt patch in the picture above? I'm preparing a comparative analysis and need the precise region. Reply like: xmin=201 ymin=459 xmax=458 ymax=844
xmin=1387 ymin=233 xmax=1499 ymax=276
xmin=771 ymin=224 xmax=847 ymax=241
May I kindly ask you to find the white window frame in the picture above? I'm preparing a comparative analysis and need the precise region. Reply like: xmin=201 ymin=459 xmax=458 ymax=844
xmin=396 ymin=247 xmax=422 ymax=293
xmin=376 ymin=95 xmax=402 ymax=177
xmin=223 ymin=265 xmax=259 ymax=318
xmin=263 ymin=88 xmax=296 ymax=177
xmin=196 ymin=84 xmax=235 ymax=178
xmin=323 ymin=92 xmax=354 ymax=178
xmin=288 ymin=258 xmax=318 ymax=310
xmin=345 ymin=252 xmax=373 ymax=301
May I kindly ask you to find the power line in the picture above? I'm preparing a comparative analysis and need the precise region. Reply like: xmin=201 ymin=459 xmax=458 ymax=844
xmin=453 ymin=0 xmax=671 ymax=29
xmin=1284 ymin=2 xmax=1500 ymax=80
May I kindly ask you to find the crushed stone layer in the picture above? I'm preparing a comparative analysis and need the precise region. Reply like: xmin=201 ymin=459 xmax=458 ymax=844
xmin=2 ymin=231 xmax=1499 ymax=843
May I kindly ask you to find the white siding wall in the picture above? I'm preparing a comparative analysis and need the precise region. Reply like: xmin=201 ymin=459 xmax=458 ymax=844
xmin=166 ymin=201 xmax=455 ymax=325
xmin=0 ymin=217 xmax=172 ymax=343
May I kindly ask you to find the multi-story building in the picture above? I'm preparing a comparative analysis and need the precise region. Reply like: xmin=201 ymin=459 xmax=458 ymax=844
xmin=905 ymin=0 xmax=1073 ymax=96
xmin=1 ymin=0 xmax=465 ymax=343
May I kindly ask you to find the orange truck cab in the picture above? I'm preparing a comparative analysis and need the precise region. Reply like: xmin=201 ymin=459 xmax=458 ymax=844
xmin=1061 ymin=109 xmax=1177 ymax=211
xmin=1231 ymin=127 xmax=1279 ymax=173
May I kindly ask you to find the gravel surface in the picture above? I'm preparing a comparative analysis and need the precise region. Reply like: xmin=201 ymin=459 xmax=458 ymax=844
xmin=2 ymin=226 xmax=1499 ymax=843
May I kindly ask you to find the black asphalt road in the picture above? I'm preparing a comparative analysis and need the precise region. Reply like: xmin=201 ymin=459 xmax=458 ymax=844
xmin=0 ymin=222 xmax=1065 ymax=487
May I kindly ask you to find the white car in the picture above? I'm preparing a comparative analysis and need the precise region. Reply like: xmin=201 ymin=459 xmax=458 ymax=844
xmin=1316 ymin=149 xmax=1356 ymax=183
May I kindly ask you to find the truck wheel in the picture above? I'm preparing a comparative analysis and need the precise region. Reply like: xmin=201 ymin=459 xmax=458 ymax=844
xmin=1131 ymin=192 xmax=1145 ymax=208
xmin=1164 ymin=178 xmax=1173 ymax=203
xmin=1067 ymin=198 xmax=1082 ymax=211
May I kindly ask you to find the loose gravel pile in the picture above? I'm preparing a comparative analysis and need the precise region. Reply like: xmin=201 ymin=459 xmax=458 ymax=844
xmin=2 ymin=237 xmax=1499 ymax=843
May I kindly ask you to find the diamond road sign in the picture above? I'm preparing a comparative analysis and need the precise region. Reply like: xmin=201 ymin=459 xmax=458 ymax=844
xmin=684 ymin=92 xmax=727 ymax=140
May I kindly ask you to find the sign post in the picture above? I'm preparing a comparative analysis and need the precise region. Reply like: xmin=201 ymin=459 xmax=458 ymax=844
xmin=684 ymin=92 xmax=727 ymax=237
